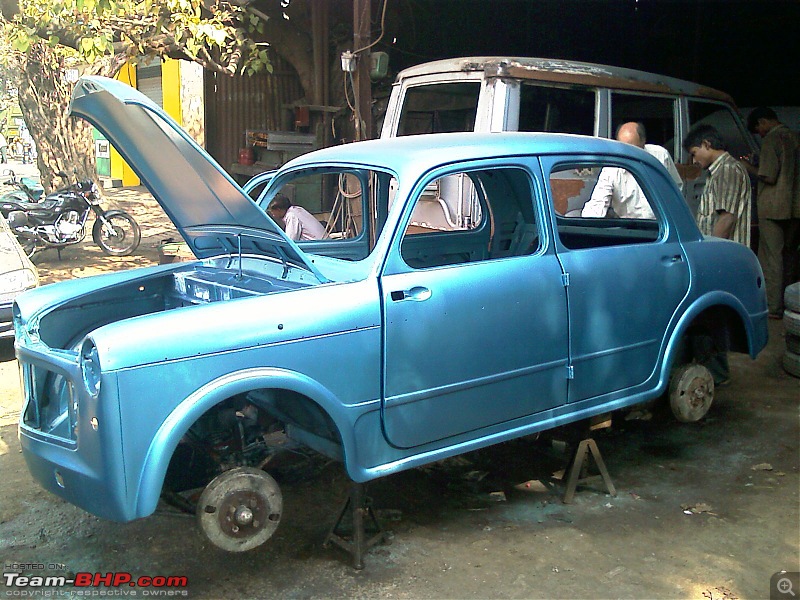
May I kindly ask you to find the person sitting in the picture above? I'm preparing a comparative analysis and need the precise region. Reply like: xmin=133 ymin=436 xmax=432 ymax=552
xmin=266 ymin=194 xmax=327 ymax=241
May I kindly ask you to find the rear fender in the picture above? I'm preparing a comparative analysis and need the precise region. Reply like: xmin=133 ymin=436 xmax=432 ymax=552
xmin=659 ymin=291 xmax=766 ymax=388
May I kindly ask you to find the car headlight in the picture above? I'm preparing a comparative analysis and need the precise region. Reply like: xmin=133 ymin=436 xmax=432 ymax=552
xmin=0 ymin=268 xmax=38 ymax=299
xmin=80 ymin=340 xmax=102 ymax=396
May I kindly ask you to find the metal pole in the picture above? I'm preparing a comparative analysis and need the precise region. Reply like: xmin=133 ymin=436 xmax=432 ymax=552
xmin=353 ymin=0 xmax=373 ymax=140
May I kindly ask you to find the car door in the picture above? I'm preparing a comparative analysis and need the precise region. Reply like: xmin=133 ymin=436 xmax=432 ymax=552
xmin=542 ymin=155 xmax=691 ymax=404
xmin=379 ymin=164 xmax=569 ymax=449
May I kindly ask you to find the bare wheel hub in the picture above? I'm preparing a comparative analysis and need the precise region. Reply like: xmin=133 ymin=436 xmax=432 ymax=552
xmin=197 ymin=467 xmax=282 ymax=552
xmin=235 ymin=504 xmax=254 ymax=526
xmin=219 ymin=491 xmax=264 ymax=535
xmin=669 ymin=363 xmax=715 ymax=423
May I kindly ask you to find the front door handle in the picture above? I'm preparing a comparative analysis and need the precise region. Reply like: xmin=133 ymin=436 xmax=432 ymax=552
xmin=662 ymin=254 xmax=683 ymax=264
xmin=390 ymin=286 xmax=432 ymax=302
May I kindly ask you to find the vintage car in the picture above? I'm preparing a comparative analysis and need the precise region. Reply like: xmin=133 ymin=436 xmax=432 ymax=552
xmin=15 ymin=77 xmax=768 ymax=555
xmin=0 ymin=212 xmax=38 ymax=338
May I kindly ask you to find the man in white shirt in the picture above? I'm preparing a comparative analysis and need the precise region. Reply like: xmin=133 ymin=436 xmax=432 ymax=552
xmin=267 ymin=194 xmax=327 ymax=241
xmin=581 ymin=122 xmax=683 ymax=219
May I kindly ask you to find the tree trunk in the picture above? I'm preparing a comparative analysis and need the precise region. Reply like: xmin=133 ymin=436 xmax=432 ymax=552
xmin=15 ymin=43 xmax=124 ymax=193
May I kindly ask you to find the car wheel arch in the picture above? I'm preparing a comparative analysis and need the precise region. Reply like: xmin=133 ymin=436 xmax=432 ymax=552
xmin=660 ymin=295 xmax=754 ymax=385
xmin=134 ymin=367 xmax=353 ymax=518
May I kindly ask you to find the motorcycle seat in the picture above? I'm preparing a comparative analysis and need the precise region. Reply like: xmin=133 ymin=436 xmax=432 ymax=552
xmin=18 ymin=199 xmax=58 ymax=211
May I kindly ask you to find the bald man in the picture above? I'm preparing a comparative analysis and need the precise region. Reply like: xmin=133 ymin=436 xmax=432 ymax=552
xmin=616 ymin=121 xmax=683 ymax=191
xmin=582 ymin=122 xmax=683 ymax=219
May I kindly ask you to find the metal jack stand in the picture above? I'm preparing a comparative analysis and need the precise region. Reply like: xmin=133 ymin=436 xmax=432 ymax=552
xmin=561 ymin=415 xmax=617 ymax=504
xmin=324 ymin=482 xmax=386 ymax=570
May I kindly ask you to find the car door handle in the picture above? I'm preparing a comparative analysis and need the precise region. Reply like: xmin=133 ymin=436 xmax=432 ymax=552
xmin=662 ymin=254 xmax=683 ymax=264
xmin=390 ymin=286 xmax=432 ymax=302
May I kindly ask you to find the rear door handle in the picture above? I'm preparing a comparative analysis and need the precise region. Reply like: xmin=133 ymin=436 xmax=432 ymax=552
xmin=662 ymin=254 xmax=683 ymax=264
xmin=390 ymin=286 xmax=432 ymax=302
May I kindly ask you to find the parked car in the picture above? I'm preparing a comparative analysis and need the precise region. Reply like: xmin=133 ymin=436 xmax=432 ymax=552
xmin=0 ymin=212 xmax=38 ymax=338
xmin=15 ymin=77 xmax=768 ymax=556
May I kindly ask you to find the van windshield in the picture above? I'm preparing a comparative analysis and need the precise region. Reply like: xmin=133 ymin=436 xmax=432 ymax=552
xmin=397 ymin=82 xmax=480 ymax=136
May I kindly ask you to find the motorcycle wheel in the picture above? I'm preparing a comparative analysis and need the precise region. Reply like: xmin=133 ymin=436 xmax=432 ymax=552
xmin=92 ymin=210 xmax=141 ymax=256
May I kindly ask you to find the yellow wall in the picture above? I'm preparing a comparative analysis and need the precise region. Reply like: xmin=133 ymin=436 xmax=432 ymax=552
xmin=111 ymin=64 xmax=139 ymax=186
xmin=110 ymin=59 xmax=183 ymax=187
xmin=161 ymin=59 xmax=182 ymax=122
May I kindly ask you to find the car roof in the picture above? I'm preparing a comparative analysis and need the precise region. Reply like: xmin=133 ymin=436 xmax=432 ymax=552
xmin=282 ymin=131 xmax=658 ymax=175
xmin=394 ymin=56 xmax=733 ymax=104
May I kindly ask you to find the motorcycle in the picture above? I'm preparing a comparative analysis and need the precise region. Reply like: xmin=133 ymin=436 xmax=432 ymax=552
xmin=1 ymin=171 xmax=141 ymax=258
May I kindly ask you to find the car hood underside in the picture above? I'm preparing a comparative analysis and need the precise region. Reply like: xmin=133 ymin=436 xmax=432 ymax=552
xmin=69 ymin=76 xmax=314 ymax=273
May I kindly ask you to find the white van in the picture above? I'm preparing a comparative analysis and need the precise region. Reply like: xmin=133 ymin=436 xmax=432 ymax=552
xmin=380 ymin=56 xmax=758 ymax=229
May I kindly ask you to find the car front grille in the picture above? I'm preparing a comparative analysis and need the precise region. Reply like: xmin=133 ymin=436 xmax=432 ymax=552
xmin=21 ymin=362 xmax=78 ymax=444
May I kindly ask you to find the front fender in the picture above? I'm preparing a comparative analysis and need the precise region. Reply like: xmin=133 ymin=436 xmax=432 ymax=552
xmin=134 ymin=367 xmax=356 ymax=518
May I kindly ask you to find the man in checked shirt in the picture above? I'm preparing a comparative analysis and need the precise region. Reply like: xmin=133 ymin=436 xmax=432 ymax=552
xmin=682 ymin=124 xmax=752 ymax=386
xmin=683 ymin=124 xmax=751 ymax=246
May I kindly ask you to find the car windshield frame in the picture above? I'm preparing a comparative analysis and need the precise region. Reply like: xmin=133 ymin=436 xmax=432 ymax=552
xmin=257 ymin=163 xmax=402 ymax=271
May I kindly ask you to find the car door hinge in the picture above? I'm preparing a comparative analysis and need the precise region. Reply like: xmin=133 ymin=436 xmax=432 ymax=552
xmin=561 ymin=273 xmax=570 ymax=287
xmin=566 ymin=365 xmax=574 ymax=379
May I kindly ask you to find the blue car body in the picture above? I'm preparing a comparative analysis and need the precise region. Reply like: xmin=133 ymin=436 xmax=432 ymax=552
xmin=15 ymin=77 xmax=767 ymax=526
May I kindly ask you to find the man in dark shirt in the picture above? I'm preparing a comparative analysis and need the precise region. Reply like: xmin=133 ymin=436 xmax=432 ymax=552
xmin=743 ymin=107 xmax=800 ymax=318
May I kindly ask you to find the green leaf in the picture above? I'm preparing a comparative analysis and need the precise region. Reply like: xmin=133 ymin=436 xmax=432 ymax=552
xmin=12 ymin=36 xmax=31 ymax=53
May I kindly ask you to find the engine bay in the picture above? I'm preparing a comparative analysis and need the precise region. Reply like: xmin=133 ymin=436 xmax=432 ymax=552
xmin=34 ymin=264 xmax=309 ymax=350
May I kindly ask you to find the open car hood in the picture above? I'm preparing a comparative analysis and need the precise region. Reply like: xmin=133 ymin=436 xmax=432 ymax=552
xmin=70 ymin=76 xmax=317 ymax=273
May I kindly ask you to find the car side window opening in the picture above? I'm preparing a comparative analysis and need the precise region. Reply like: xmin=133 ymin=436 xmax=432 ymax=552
xmin=396 ymin=82 xmax=481 ymax=136
xmin=549 ymin=163 xmax=662 ymax=250
xmin=400 ymin=168 xmax=540 ymax=269
xmin=518 ymin=84 xmax=595 ymax=136
xmin=246 ymin=179 xmax=270 ymax=202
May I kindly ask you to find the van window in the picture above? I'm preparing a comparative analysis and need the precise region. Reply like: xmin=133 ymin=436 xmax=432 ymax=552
xmin=518 ymin=84 xmax=594 ymax=135
xmin=611 ymin=93 xmax=677 ymax=157
xmin=406 ymin=174 xmax=484 ymax=232
xmin=688 ymin=101 xmax=753 ymax=160
xmin=397 ymin=82 xmax=481 ymax=136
